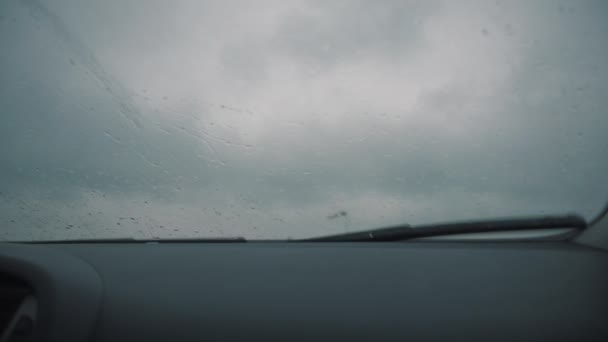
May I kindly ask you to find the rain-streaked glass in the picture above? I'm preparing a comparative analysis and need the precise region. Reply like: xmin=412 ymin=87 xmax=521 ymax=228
xmin=1 ymin=0 xmax=607 ymax=240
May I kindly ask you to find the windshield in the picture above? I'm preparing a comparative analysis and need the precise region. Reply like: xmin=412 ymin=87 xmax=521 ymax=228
xmin=1 ymin=0 xmax=607 ymax=241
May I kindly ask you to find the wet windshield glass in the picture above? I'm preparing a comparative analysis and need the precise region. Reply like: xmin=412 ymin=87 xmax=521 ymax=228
xmin=1 ymin=0 xmax=607 ymax=240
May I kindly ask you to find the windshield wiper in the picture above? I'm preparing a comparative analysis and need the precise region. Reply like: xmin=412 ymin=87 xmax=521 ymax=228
xmin=7 ymin=215 xmax=587 ymax=243
xmin=299 ymin=214 xmax=587 ymax=242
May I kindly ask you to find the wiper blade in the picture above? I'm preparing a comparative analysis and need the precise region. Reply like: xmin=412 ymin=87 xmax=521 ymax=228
xmin=299 ymin=214 xmax=587 ymax=242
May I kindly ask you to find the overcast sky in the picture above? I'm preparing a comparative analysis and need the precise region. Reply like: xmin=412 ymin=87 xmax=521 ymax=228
xmin=1 ymin=0 xmax=608 ymax=240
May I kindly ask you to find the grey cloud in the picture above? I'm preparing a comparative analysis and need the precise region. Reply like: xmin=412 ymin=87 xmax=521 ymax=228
xmin=272 ymin=0 xmax=437 ymax=67
xmin=1 ymin=0 xmax=608 ymax=240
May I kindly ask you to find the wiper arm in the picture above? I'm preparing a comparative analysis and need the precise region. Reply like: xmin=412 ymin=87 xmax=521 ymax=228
xmin=299 ymin=214 xmax=587 ymax=242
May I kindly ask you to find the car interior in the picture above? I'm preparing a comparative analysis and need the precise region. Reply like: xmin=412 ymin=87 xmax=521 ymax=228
xmin=1 ymin=209 xmax=607 ymax=342
xmin=2 ymin=1 xmax=608 ymax=341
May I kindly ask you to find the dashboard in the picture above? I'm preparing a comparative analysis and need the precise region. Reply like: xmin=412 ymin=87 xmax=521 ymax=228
xmin=1 ymin=240 xmax=608 ymax=342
